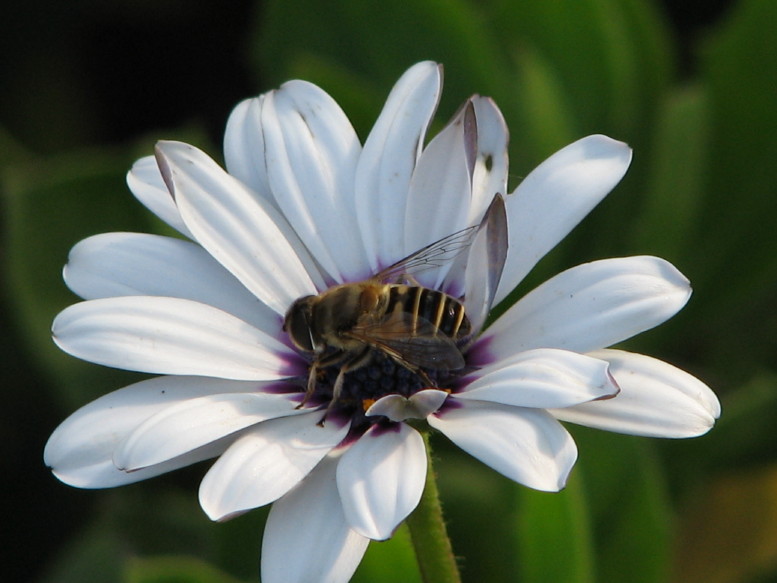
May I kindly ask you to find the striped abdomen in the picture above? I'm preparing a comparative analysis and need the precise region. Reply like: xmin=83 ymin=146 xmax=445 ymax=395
xmin=386 ymin=285 xmax=471 ymax=341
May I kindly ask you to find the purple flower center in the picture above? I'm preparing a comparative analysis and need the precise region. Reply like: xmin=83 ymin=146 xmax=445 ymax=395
xmin=295 ymin=349 xmax=463 ymax=429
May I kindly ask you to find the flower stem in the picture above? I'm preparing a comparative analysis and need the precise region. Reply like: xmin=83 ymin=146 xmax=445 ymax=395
xmin=406 ymin=432 xmax=461 ymax=583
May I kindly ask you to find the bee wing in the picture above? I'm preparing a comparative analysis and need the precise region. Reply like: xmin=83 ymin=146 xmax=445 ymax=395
xmin=464 ymin=193 xmax=508 ymax=332
xmin=374 ymin=224 xmax=479 ymax=284
xmin=346 ymin=312 xmax=465 ymax=370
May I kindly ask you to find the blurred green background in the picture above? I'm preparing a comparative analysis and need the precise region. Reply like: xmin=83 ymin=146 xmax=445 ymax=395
xmin=2 ymin=0 xmax=776 ymax=581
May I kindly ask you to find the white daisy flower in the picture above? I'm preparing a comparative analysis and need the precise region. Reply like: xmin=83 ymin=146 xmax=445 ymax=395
xmin=45 ymin=61 xmax=720 ymax=583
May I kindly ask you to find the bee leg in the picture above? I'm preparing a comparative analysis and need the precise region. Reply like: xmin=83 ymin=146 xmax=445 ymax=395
xmin=416 ymin=368 xmax=437 ymax=388
xmin=317 ymin=350 xmax=372 ymax=426
xmin=384 ymin=351 xmax=437 ymax=388
xmin=296 ymin=362 xmax=320 ymax=409
xmin=316 ymin=367 xmax=349 ymax=426
xmin=330 ymin=368 xmax=347 ymax=408
xmin=400 ymin=362 xmax=438 ymax=389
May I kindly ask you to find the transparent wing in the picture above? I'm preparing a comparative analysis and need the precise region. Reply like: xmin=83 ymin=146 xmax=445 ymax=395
xmin=346 ymin=311 xmax=465 ymax=370
xmin=374 ymin=225 xmax=479 ymax=284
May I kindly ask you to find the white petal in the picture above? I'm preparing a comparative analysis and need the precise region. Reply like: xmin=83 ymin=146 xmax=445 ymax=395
xmin=64 ymin=232 xmax=279 ymax=334
xmin=263 ymin=456 xmax=369 ymax=583
xmin=337 ymin=424 xmax=426 ymax=540
xmin=114 ymin=392 xmax=303 ymax=471
xmin=429 ymin=400 xmax=577 ymax=491
xmin=356 ymin=61 xmax=442 ymax=271
xmin=457 ymin=349 xmax=618 ymax=408
xmin=480 ymin=256 xmax=691 ymax=359
xmin=44 ymin=376 xmax=260 ymax=488
xmin=496 ymin=135 xmax=633 ymax=302
xmin=469 ymin=97 xmax=509 ymax=224
xmin=223 ymin=96 xmax=274 ymax=201
xmin=126 ymin=156 xmax=193 ymax=238
xmin=404 ymin=101 xmax=474 ymax=288
xmin=199 ymin=412 xmax=349 ymax=521
xmin=155 ymin=140 xmax=324 ymax=314
xmin=52 ymin=296 xmax=298 ymax=379
xmin=551 ymin=349 xmax=720 ymax=437
xmin=365 ymin=389 xmax=448 ymax=422
xmin=261 ymin=81 xmax=369 ymax=282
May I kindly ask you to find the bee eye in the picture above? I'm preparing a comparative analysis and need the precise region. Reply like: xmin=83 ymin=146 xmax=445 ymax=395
xmin=284 ymin=297 xmax=315 ymax=352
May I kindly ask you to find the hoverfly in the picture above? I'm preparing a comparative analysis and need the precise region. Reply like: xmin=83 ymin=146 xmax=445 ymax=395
xmin=283 ymin=194 xmax=507 ymax=410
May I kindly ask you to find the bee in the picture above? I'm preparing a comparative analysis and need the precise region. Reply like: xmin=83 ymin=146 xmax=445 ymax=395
xmin=283 ymin=194 xmax=507 ymax=410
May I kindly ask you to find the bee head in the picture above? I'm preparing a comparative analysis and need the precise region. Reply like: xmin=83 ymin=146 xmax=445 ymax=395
xmin=283 ymin=295 xmax=318 ymax=353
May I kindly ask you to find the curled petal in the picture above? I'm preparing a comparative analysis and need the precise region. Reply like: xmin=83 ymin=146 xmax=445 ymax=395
xmin=199 ymin=412 xmax=349 ymax=521
xmin=337 ymin=424 xmax=426 ymax=540
xmin=481 ymin=256 xmax=691 ymax=359
xmin=458 ymin=348 xmax=619 ymax=408
xmin=44 ymin=376 xmax=261 ymax=488
xmin=551 ymin=349 xmax=720 ymax=437
xmin=223 ymin=95 xmax=274 ymax=203
xmin=52 ymin=296 xmax=298 ymax=379
xmin=126 ymin=156 xmax=193 ymax=238
xmin=263 ymin=456 xmax=369 ymax=583
xmin=463 ymin=193 xmax=508 ymax=332
xmin=430 ymin=400 xmax=577 ymax=491
xmin=365 ymin=389 xmax=449 ymax=422
xmin=496 ymin=135 xmax=632 ymax=302
xmin=468 ymin=96 xmax=509 ymax=224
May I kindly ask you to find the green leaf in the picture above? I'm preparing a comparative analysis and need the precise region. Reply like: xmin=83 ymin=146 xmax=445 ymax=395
xmin=679 ymin=0 xmax=777 ymax=385
xmin=39 ymin=483 xmax=266 ymax=583
xmin=482 ymin=0 xmax=677 ymax=279
xmin=616 ymin=85 xmax=711 ymax=357
xmin=106 ymin=484 xmax=267 ymax=582
xmin=353 ymin=524 xmax=422 ymax=583
xmin=695 ymin=0 xmax=777 ymax=297
xmin=630 ymin=85 xmax=709 ymax=266
xmin=124 ymin=556 xmax=247 ymax=583
xmin=573 ymin=429 xmax=672 ymax=583
xmin=661 ymin=373 xmax=777 ymax=479
xmin=434 ymin=444 xmax=517 ymax=582
xmin=513 ymin=471 xmax=595 ymax=583
xmin=2 ymin=148 xmax=153 ymax=408
xmin=610 ymin=0 xmax=675 ymax=137
xmin=2 ymin=125 xmax=210 ymax=409
xmin=488 ymin=0 xmax=673 ymax=139
xmin=253 ymin=0 xmax=510 ymax=134
xmin=504 ymin=45 xmax=578 ymax=171
xmin=37 ymin=521 xmax=126 ymax=583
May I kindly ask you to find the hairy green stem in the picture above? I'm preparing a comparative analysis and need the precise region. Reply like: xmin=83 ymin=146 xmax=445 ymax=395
xmin=406 ymin=433 xmax=461 ymax=583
